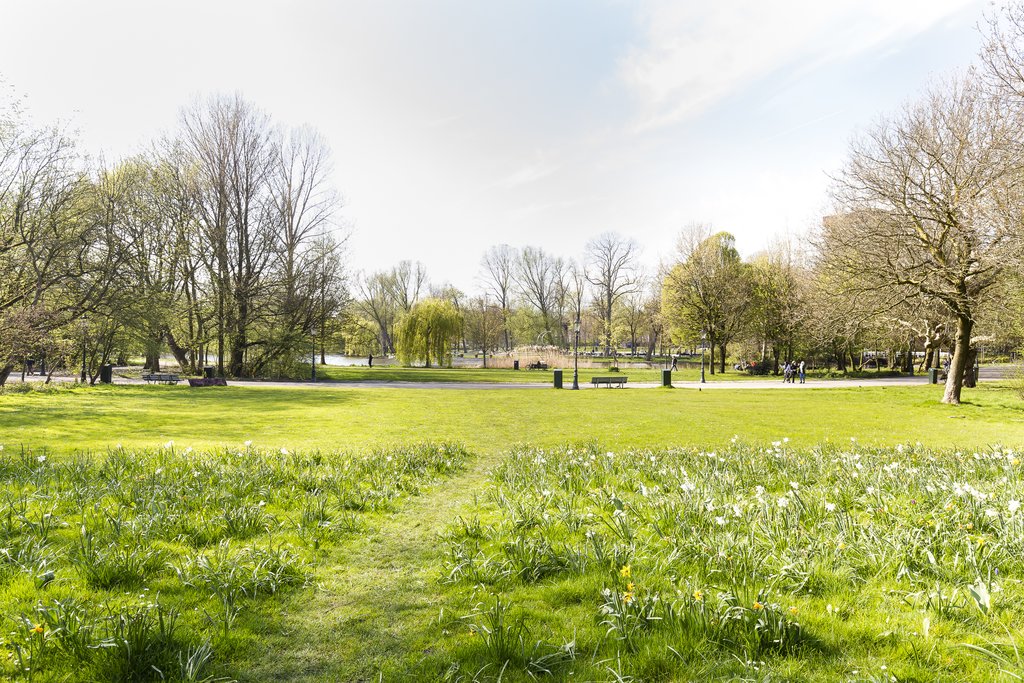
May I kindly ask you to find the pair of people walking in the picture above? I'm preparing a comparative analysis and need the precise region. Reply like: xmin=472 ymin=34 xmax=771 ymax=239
xmin=783 ymin=360 xmax=805 ymax=384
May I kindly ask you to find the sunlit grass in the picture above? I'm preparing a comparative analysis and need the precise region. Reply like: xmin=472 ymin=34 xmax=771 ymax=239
xmin=1 ymin=382 xmax=1022 ymax=455
xmin=0 ymin=443 xmax=468 ymax=682
xmin=414 ymin=442 xmax=1024 ymax=681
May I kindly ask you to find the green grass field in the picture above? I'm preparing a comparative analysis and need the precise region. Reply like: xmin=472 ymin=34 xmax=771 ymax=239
xmin=1 ymin=382 xmax=1023 ymax=681
xmin=2 ymin=382 xmax=1021 ymax=454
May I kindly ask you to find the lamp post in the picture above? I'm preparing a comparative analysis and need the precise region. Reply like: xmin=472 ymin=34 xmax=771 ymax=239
xmin=700 ymin=329 xmax=707 ymax=384
xmin=572 ymin=317 xmax=580 ymax=390
xmin=79 ymin=315 xmax=89 ymax=384
xmin=311 ymin=327 xmax=317 ymax=383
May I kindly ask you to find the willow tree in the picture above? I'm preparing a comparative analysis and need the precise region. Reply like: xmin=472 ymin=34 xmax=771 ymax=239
xmin=826 ymin=76 xmax=1023 ymax=404
xmin=395 ymin=297 xmax=463 ymax=368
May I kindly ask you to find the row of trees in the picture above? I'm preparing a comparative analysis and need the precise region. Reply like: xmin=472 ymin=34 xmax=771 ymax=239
xmin=0 ymin=94 xmax=349 ymax=383
xmin=348 ymin=215 xmax=1017 ymax=397
xmin=343 ymin=233 xmax=661 ymax=364
xmin=6 ymin=6 xmax=1024 ymax=405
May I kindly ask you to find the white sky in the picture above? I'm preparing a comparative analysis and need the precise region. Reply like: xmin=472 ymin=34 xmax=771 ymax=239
xmin=0 ymin=0 xmax=988 ymax=291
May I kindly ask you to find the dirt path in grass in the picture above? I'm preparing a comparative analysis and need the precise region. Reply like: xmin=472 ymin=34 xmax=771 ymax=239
xmin=240 ymin=449 xmax=500 ymax=682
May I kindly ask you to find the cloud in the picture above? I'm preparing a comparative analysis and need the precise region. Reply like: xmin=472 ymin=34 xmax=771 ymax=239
xmin=619 ymin=0 xmax=982 ymax=131
xmin=495 ymin=161 xmax=561 ymax=189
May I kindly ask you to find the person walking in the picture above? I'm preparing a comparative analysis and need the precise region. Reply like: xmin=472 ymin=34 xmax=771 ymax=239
xmin=670 ymin=354 xmax=678 ymax=372
xmin=783 ymin=361 xmax=792 ymax=383
xmin=798 ymin=359 xmax=806 ymax=384
xmin=368 ymin=353 xmax=373 ymax=368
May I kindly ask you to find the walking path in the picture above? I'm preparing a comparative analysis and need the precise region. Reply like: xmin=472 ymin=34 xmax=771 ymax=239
xmin=244 ymin=448 xmax=498 ymax=681
xmin=21 ymin=366 xmax=1008 ymax=390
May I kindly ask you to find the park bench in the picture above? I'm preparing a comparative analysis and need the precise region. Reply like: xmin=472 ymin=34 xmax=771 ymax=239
xmin=592 ymin=376 xmax=627 ymax=388
xmin=527 ymin=361 xmax=549 ymax=370
xmin=142 ymin=373 xmax=181 ymax=385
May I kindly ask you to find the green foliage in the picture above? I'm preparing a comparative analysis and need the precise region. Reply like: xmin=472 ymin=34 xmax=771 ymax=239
xmin=0 ymin=442 xmax=469 ymax=681
xmin=395 ymin=297 xmax=464 ymax=367
xmin=426 ymin=442 xmax=1024 ymax=680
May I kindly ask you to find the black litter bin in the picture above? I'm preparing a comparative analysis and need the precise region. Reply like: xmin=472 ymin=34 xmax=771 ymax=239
xmin=662 ymin=369 xmax=672 ymax=387
xmin=513 ymin=360 xmax=519 ymax=371
xmin=99 ymin=364 xmax=113 ymax=384
xmin=928 ymin=368 xmax=939 ymax=384
xmin=203 ymin=366 xmax=215 ymax=379
xmin=553 ymin=369 xmax=563 ymax=389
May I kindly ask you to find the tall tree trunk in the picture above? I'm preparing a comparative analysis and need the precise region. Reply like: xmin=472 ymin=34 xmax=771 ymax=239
xmin=922 ymin=345 xmax=934 ymax=372
xmin=166 ymin=331 xmax=192 ymax=374
xmin=718 ymin=343 xmax=727 ymax=374
xmin=604 ymin=296 xmax=613 ymax=357
xmin=230 ymin=296 xmax=247 ymax=377
xmin=942 ymin=316 xmax=973 ymax=405
xmin=0 ymin=363 xmax=13 ymax=386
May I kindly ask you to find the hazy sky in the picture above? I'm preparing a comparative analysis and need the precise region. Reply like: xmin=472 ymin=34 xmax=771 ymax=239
xmin=0 ymin=0 xmax=989 ymax=290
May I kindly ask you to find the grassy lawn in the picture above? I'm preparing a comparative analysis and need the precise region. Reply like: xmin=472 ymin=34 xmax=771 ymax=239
xmin=2 ymin=383 xmax=1023 ymax=681
xmin=418 ymin=443 xmax=1024 ymax=681
xmin=2 ymin=382 xmax=1022 ymax=455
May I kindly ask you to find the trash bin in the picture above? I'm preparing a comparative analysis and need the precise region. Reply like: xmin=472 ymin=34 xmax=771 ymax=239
xmin=553 ymin=369 xmax=563 ymax=389
xmin=513 ymin=360 xmax=519 ymax=371
xmin=966 ymin=364 xmax=980 ymax=388
xmin=662 ymin=369 xmax=672 ymax=387
xmin=203 ymin=366 xmax=214 ymax=379
xmin=99 ymin=364 xmax=113 ymax=384
xmin=928 ymin=368 xmax=939 ymax=384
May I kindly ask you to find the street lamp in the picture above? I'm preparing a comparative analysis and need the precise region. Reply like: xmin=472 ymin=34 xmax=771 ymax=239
xmin=79 ymin=315 xmax=89 ymax=383
xmin=700 ymin=329 xmax=707 ymax=384
xmin=572 ymin=317 xmax=581 ymax=390
xmin=311 ymin=327 xmax=318 ymax=383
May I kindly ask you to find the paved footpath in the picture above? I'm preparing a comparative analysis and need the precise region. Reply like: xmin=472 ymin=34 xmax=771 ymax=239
xmin=24 ymin=366 xmax=1007 ymax=390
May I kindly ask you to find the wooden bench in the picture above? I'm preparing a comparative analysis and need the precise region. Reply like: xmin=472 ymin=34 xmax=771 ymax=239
xmin=527 ymin=362 xmax=549 ymax=370
xmin=592 ymin=376 xmax=627 ymax=388
xmin=142 ymin=373 xmax=181 ymax=385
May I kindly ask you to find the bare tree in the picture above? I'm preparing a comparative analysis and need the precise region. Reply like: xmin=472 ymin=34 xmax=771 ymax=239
xmin=387 ymin=260 xmax=427 ymax=313
xmin=585 ymin=233 xmax=640 ymax=356
xmin=981 ymin=3 xmax=1024 ymax=100
xmin=479 ymin=244 xmax=516 ymax=350
xmin=270 ymin=125 xmax=338 ymax=316
xmin=354 ymin=261 xmax=427 ymax=355
xmin=514 ymin=246 xmax=559 ymax=343
xmin=825 ymin=76 xmax=1023 ymax=404
xmin=180 ymin=94 xmax=277 ymax=377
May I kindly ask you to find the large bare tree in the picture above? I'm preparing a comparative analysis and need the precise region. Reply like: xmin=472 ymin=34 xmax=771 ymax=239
xmin=585 ymin=232 xmax=640 ymax=356
xmin=181 ymin=94 xmax=277 ymax=377
xmin=825 ymin=76 xmax=1023 ymax=404
xmin=479 ymin=244 xmax=516 ymax=350
xmin=514 ymin=246 xmax=560 ymax=343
